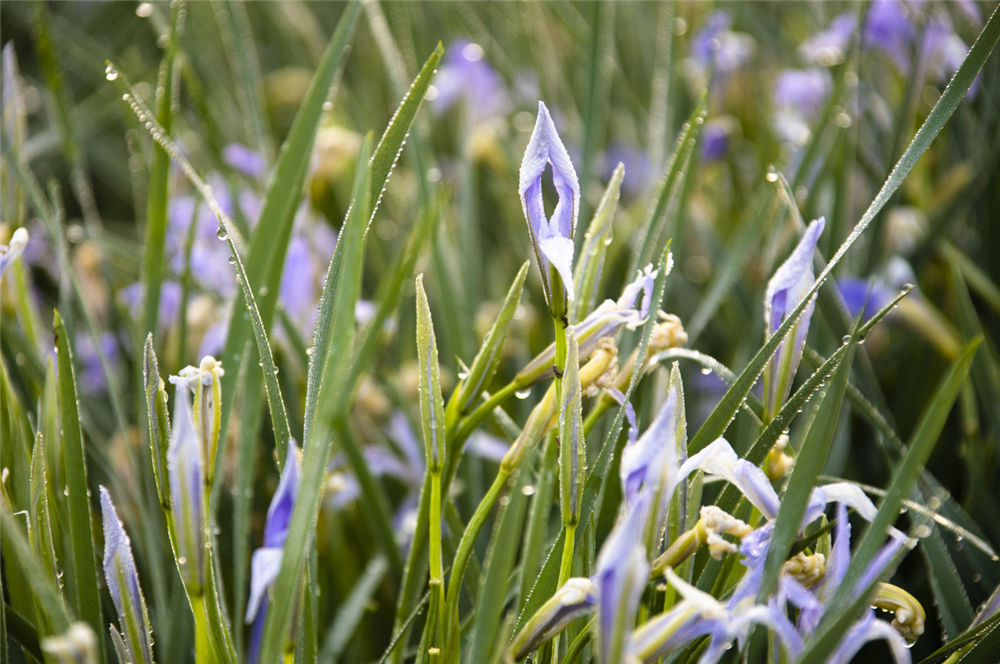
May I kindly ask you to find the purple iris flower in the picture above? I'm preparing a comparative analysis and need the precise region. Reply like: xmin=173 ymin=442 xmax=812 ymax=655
xmin=100 ymin=487 xmax=154 ymax=664
xmin=922 ymin=12 xmax=975 ymax=95
xmin=690 ymin=11 xmax=755 ymax=84
xmin=73 ymin=332 xmax=121 ymax=394
xmin=166 ymin=375 xmax=205 ymax=594
xmin=863 ymin=0 xmax=917 ymax=71
xmin=700 ymin=118 xmax=732 ymax=162
xmin=774 ymin=69 xmax=832 ymax=117
xmin=519 ymin=101 xmax=580 ymax=316
xmin=279 ymin=234 xmax=318 ymax=323
xmin=432 ymin=40 xmax=509 ymax=121
xmin=763 ymin=218 xmax=824 ymax=418
xmin=223 ymin=143 xmax=267 ymax=178
xmin=620 ymin=366 xmax=685 ymax=544
xmin=800 ymin=13 xmax=858 ymax=66
xmin=601 ymin=143 xmax=655 ymax=197
xmin=246 ymin=441 xmax=301 ymax=663
xmin=595 ymin=492 xmax=652 ymax=664
xmin=837 ymin=277 xmax=895 ymax=321
xmin=118 ymin=281 xmax=182 ymax=334
xmin=0 ymin=226 xmax=28 ymax=278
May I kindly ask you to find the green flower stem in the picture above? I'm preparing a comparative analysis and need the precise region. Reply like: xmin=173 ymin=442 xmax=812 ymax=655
xmin=191 ymin=596 xmax=214 ymax=663
xmin=443 ymin=469 xmax=510 ymax=655
xmin=429 ymin=470 xmax=446 ymax=654
xmin=557 ymin=523 xmax=577 ymax=586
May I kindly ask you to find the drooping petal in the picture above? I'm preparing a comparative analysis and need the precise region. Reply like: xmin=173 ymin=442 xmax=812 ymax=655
xmin=245 ymin=547 xmax=283 ymax=624
xmin=679 ymin=438 xmax=781 ymax=519
xmin=263 ymin=441 xmax=301 ymax=549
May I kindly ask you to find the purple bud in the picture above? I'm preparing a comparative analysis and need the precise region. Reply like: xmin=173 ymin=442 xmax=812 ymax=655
xmin=167 ymin=380 xmax=205 ymax=593
xmin=246 ymin=441 xmax=301 ymax=624
xmin=519 ymin=101 xmax=580 ymax=315
xmin=223 ymin=143 xmax=267 ymax=178
xmin=763 ymin=218 xmax=824 ymax=417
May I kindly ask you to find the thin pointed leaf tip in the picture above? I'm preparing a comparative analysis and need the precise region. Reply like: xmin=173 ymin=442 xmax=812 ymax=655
xmin=519 ymin=100 xmax=580 ymax=317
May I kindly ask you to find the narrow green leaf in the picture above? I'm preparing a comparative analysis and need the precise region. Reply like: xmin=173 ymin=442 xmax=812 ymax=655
xmin=416 ymin=273 xmax=447 ymax=472
xmin=0 ymin=508 xmax=71 ymax=637
xmin=141 ymin=0 xmax=184 ymax=344
xmin=256 ymin=138 xmax=374 ymax=664
xmin=572 ymin=163 xmax=623 ymax=322
xmin=559 ymin=331 xmax=584 ymax=526
xmin=455 ymin=261 xmax=530 ymax=416
xmin=467 ymin=452 xmax=533 ymax=664
xmin=143 ymin=335 xmax=171 ymax=511
xmin=633 ymin=97 xmax=706 ymax=273
xmin=320 ymin=555 xmax=389 ymax=662
xmin=757 ymin=333 xmax=857 ymax=600
xmin=28 ymin=434 xmax=59 ymax=586
xmin=802 ymin=338 xmax=982 ymax=661
xmin=217 ymin=0 xmax=360 ymax=436
xmin=52 ymin=310 xmax=104 ymax=652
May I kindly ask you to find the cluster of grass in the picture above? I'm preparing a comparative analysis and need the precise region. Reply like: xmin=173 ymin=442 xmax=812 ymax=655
xmin=2 ymin=2 xmax=999 ymax=663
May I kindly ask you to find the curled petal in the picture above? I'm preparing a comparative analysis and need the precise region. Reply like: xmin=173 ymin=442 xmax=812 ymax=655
xmin=263 ymin=441 xmax=301 ymax=549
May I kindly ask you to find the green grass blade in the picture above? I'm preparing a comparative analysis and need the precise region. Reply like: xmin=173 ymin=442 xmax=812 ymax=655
xmin=453 ymin=261 xmax=530 ymax=416
xmin=52 ymin=310 xmax=104 ymax=653
xmin=141 ymin=0 xmax=184 ymax=345
xmin=217 ymin=0 xmax=360 ymax=444
xmin=633 ymin=98 xmax=706 ymax=273
xmin=572 ymin=164 xmax=623 ymax=322
xmin=320 ymin=555 xmax=389 ymax=662
xmin=256 ymin=138 xmax=374 ymax=664
xmin=0 ymin=507 xmax=71 ymax=637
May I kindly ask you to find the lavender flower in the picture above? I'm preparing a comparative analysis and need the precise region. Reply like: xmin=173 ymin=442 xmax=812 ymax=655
xmin=922 ymin=13 xmax=973 ymax=90
xmin=863 ymin=0 xmax=916 ymax=71
xmin=688 ymin=11 xmax=755 ymax=88
xmin=100 ymin=487 xmax=154 ymax=664
xmin=601 ymin=143 xmax=655 ymax=197
xmin=700 ymin=118 xmax=734 ymax=162
xmin=432 ymin=40 xmax=509 ymax=121
xmin=0 ymin=226 xmax=28 ymax=279
xmin=773 ymin=69 xmax=832 ymax=144
xmin=246 ymin=441 xmax=301 ymax=663
xmin=800 ymin=13 xmax=857 ymax=66
xmin=763 ymin=217 xmax=824 ymax=419
xmin=166 ymin=376 xmax=205 ymax=594
xmin=837 ymin=277 xmax=895 ymax=321
xmin=519 ymin=101 xmax=580 ymax=318
xmin=74 ymin=332 xmax=121 ymax=394
xmin=223 ymin=143 xmax=267 ymax=178
xmin=619 ymin=364 xmax=685 ymax=548
xmin=595 ymin=492 xmax=651 ymax=664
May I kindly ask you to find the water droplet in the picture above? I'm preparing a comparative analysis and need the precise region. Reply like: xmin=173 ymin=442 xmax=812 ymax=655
xmin=322 ymin=100 xmax=333 ymax=111
xmin=227 ymin=256 xmax=236 ymax=265
xmin=700 ymin=367 xmax=712 ymax=375
xmin=765 ymin=170 xmax=779 ymax=183
xmin=972 ymin=573 xmax=981 ymax=583
xmin=135 ymin=2 xmax=153 ymax=18
xmin=841 ymin=334 xmax=852 ymax=343
xmin=259 ymin=286 xmax=269 ymax=297
xmin=521 ymin=485 xmax=536 ymax=496
xmin=104 ymin=64 xmax=119 ymax=81
xmin=305 ymin=347 xmax=313 ymax=357
xmin=177 ymin=556 xmax=187 ymax=565
xmin=272 ymin=366 xmax=279 ymax=375
xmin=216 ymin=225 xmax=228 ymax=241
xmin=515 ymin=388 xmax=531 ymax=400
xmin=457 ymin=371 xmax=468 ymax=380
xmin=121 ymin=93 xmax=130 ymax=101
